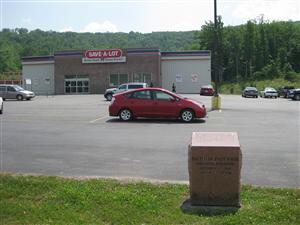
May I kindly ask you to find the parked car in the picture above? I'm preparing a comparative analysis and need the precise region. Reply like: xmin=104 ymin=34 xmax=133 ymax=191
xmin=200 ymin=85 xmax=215 ymax=96
xmin=0 ymin=97 xmax=3 ymax=114
xmin=287 ymin=89 xmax=295 ymax=98
xmin=278 ymin=86 xmax=294 ymax=98
xmin=104 ymin=82 xmax=148 ymax=101
xmin=291 ymin=89 xmax=300 ymax=101
xmin=242 ymin=87 xmax=258 ymax=98
xmin=0 ymin=85 xmax=35 ymax=101
xmin=260 ymin=87 xmax=278 ymax=98
xmin=286 ymin=88 xmax=300 ymax=99
xmin=109 ymin=88 xmax=206 ymax=122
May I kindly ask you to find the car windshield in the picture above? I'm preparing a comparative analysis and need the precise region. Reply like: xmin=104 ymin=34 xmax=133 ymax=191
xmin=266 ymin=88 xmax=275 ymax=91
xmin=118 ymin=85 xmax=127 ymax=90
xmin=246 ymin=87 xmax=257 ymax=90
xmin=14 ymin=85 xmax=24 ymax=91
xmin=167 ymin=91 xmax=184 ymax=99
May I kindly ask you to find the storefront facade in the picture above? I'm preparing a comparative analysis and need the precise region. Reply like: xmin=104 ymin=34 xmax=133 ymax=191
xmin=22 ymin=48 xmax=210 ymax=94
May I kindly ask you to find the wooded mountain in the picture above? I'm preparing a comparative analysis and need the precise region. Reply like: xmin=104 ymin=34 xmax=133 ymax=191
xmin=0 ymin=30 xmax=195 ymax=74
xmin=196 ymin=19 xmax=300 ymax=83
xmin=0 ymin=20 xmax=299 ymax=83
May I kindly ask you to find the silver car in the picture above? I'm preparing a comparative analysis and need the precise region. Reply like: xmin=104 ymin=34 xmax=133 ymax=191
xmin=104 ymin=82 xmax=148 ymax=101
xmin=0 ymin=85 xmax=35 ymax=101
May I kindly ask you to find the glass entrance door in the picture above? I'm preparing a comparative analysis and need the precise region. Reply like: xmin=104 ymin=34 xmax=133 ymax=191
xmin=65 ymin=75 xmax=89 ymax=94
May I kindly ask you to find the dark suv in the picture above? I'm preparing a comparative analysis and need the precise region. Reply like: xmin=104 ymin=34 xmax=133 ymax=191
xmin=291 ymin=89 xmax=300 ymax=101
xmin=104 ymin=82 xmax=148 ymax=101
xmin=278 ymin=86 xmax=294 ymax=98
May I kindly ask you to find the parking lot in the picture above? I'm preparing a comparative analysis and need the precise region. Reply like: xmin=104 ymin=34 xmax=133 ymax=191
xmin=1 ymin=94 xmax=299 ymax=188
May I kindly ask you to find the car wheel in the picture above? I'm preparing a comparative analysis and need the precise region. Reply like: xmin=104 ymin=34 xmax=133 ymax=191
xmin=106 ymin=94 xmax=113 ymax=101
xmin=16 ymin=95 xmax=23 ymax=101
xmin=180 ymin=109 xmax=194 ymax=123
xmin=0 ymin=103 xmax=3 ymax=114
xmin=119 ymin=109 xmax=133 ymax=121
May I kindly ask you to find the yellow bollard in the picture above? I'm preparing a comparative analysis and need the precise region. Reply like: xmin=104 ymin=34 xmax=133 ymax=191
xmin=211 ymin=96 xmax=221 ymax=110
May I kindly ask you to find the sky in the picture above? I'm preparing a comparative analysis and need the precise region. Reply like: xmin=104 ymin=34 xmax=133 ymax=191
xmin=0 ymin=0 xmax=299 ymax=33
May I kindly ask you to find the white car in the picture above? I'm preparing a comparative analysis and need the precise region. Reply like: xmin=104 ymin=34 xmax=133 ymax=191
xmin=0 ymin=97 xmax=3 ymax=114
xmin=260 ymin=87 xmax=278 ymax=98
xmin=104 ymin=82 xmax=148 ymax=101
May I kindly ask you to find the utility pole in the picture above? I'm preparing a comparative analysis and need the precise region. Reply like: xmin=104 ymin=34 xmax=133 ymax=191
xmin=212 ymin=0 xmax=221 ymax=110
xmin=214 ymin=0 xmax=219 ymax=97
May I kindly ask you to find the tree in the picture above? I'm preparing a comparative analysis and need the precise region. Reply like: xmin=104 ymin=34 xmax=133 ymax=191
xmin=243 ymin=20 xmax=256 ymax=79
xmin=199 ymin=16 xmax=224 ymax=84
xmin=0 ymin=41 xmax=20 ymax=72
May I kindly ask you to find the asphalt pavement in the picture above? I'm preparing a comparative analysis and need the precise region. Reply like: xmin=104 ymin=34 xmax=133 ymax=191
xmin=1 ymin=94 xmax=299 ymax=188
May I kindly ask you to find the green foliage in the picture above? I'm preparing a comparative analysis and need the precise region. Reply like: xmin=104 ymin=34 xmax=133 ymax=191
xmin=220 ymin=77 xmax=300 ymax=95
xmin=1 ymin=20 xmax=299 ymax=84
xmin=0 ymin=29 xmax=195 ymax=74
xmin=1 ymin=174 xmax=300 ymax=225
xmin=284 ymin=71 xmax=300 ymax=82
xmin=197 ymin=20 xmax=300 ymax=83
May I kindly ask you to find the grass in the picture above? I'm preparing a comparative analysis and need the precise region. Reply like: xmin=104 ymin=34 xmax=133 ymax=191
xmin=1 ymin=173 xmax=299 ymax=225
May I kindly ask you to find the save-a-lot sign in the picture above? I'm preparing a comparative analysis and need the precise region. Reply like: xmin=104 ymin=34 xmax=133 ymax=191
xmin=82 ymin=49 xmax=126 ymax=63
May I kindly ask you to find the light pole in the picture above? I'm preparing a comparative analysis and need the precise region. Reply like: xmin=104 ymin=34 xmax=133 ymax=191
xmin=212 ymin=0 xmax=221 ymax=110
xmin=214 ymin=0 xmax=218 ymax=97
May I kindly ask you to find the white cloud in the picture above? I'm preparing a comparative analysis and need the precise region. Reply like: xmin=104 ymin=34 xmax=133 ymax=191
xmin=80 ymin=21 xmax=118 ymax=33
xmin=60 ymin=26 xmax=73 ymax=32
xmin=233 ymin=0 xmax=300 ymax=22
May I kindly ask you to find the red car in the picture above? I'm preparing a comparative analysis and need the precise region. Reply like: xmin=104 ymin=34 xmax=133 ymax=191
xmin=200 ymin=85 xmax=215 ymax=96
xmin=109 ymin=88 xmax=206 ymax=122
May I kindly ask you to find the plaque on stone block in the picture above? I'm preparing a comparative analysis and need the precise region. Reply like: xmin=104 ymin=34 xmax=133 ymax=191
xmin=188 ymin=132 xmax=242 ymax=207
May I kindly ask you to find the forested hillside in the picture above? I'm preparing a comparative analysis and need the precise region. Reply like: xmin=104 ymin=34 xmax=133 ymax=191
xmin=196 ymin=19 xmax=300 ymax=84
xmin=0 ymin=20 xmax=299 ymax=85
xmin=0 ymin=30 xmax=194 ymax=75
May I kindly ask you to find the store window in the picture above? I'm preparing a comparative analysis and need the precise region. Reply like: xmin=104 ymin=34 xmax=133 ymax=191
xmin=109 ymin=73 xmax=128 ymax=86
xmin=133 ymin=73 xmax=152 ymax=85
xmin=65 ymin=75 xmax=89 ymax=94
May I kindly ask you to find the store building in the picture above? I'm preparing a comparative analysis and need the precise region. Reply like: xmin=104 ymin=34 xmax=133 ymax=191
xmin=22 ymin=48 xmax=211 ymax=94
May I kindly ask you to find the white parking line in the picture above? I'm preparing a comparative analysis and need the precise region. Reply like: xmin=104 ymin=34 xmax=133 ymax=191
xmin=89 ymin=115 xmax=109 ymax=123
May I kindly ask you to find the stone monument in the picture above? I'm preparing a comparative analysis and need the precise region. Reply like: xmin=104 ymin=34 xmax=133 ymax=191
xmin=182 ymin=132 xmax=242 ymax=214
